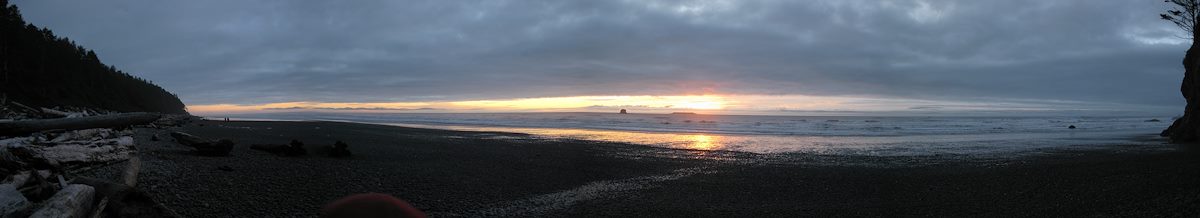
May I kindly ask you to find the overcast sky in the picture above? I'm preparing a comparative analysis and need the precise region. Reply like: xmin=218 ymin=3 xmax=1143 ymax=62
xmin=9 ymin=0 xmax=1191 ymax=115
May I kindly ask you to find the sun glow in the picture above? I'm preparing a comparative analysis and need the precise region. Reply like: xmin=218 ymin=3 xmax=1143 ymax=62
xmin=675 ymin=101 xmax=723 ymax=110
xmin=451 ymin=95 xmax=727 ymax=110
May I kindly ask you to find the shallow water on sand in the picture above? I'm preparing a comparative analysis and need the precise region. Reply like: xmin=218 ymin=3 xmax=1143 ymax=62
xmin=223 ymin=112 xmax=1172 ymax=156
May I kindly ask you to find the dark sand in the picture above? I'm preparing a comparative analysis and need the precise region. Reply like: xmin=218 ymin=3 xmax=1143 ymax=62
xmin=83 ymin=120 xmax=1200 ymax=217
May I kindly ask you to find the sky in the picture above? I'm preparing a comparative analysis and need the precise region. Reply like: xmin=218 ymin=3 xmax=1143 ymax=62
xmin=8 ymin=0 xmax=1192 ymax=116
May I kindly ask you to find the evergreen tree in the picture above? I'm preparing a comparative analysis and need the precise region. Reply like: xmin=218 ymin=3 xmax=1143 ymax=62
xmin=0 ymin=0 xmax=187 ymax=114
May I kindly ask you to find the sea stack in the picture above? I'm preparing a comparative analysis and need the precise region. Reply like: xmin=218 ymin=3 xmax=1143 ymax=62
xmin=619 ymin=109 xmax=627 ymax=114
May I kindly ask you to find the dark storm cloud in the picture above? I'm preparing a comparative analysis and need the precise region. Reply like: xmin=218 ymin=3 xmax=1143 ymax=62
xmin=9 ymin=0 xmax=1189 ymax=108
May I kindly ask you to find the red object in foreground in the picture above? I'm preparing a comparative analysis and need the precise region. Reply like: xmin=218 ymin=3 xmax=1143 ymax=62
xmin=321 ymin=193 xmax=426 ymax=218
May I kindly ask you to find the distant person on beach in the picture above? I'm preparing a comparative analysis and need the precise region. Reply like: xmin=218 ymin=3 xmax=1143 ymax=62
xmin=321 ymin=193 xmax=426 ymax=218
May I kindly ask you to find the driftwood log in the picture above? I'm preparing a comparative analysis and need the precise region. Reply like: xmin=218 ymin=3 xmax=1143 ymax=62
xmin=169 ymin=132 xmax=234 ymax=156
xmin=249 ymin=139 xmax=307 ymax=156
xmin=0 ymin=113 xmax=161 ymax=136
xmin=38 ymin=108 xmax=71 ymax=118
xmin=0 ymin=184 xmax=29 ymax=217
xmin=29 ymin=184 xmax=94 ymax=218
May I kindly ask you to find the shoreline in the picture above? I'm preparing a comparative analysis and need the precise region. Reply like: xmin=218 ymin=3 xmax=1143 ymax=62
xmin=204 ymin=117 xmax=1171 ymax=157
xmin=80 ymin=119 xmax=1200 ymax=217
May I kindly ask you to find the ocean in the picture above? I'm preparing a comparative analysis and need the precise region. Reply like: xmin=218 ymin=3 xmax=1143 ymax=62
xmin=221 ymin=112 xmax=1172 ymax=156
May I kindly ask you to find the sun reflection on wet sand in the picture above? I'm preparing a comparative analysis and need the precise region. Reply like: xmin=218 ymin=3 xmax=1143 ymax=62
xmin=389 ymin=123 xmax=729 ymax=151
xmin=378 ymin=122 xmax=1161 ymax=157
xmin=676 ymin=134 xmax=721 ymax=150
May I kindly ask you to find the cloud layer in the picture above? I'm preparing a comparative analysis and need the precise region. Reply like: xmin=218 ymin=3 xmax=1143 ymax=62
xmin=10 ymin=0 xmax=1190 ymax=111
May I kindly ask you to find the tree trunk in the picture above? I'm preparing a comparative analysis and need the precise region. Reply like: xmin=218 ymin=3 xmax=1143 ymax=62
xmin=0 ymin=112 xmax=160 ymax=136
xmin=1163 ymin=21 xmax=1200 ymax=143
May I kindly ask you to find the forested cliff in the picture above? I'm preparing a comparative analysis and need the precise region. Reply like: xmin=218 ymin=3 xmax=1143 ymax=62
xmin=0 ymin=1 xmax=186 ymax=114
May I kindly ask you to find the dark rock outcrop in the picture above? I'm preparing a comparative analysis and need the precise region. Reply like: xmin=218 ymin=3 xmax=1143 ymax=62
xmin=1161 ymin=5 xmax=1200 ymax=143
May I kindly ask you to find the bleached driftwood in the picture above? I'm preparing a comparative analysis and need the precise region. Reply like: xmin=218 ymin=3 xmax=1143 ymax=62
xmin=171 ymin=132 xmax=234 ymax=156
xmin=40 ymin=108 xmax=91 ymax=119
xmin=49 ymin=128 xmax=114 ymax=143
xmin=39 ymin=108 xmax=69 ymax=118
xmin=6 ymin=172 xmax=30 ymax=188
xmin=88 ymin=197 xmax=108 ymax=218
xmin=36 ymin=170 xmax=50 ymax=180
xmin=29 ymin=184 xmax=94 ymax=218
xmin=0 ymin=112 xmax=160 ymax=136
xmin=0 ymin=184 xmax=29 ymax=216
xmin=85 ymin=156 xmax=141 ymax=218
xmin=34 ymin=136 xmax=134 ymax=164
xmin=122 ymin=157 xmax=139 ymax=187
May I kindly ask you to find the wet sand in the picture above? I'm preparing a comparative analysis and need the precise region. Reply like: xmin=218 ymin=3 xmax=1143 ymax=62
xmin=86 ymin=120 xmax=1200 ymax=217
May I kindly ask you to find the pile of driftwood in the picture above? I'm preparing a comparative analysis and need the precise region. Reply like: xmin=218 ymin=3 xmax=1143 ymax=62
xmin=0 ymin=107 xmax=181 ymax=217
xmin=0 ymin=100 xmax=113 ymax=121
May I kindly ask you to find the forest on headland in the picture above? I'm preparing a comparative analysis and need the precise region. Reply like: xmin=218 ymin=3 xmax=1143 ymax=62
xmin=0 ymin=0 xmax=186 ymax=114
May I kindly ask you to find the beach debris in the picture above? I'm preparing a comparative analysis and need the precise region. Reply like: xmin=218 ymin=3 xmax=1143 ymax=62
xmin=6 ymin=172 xmax=30 ymax=187
xmin=1068 ymin=125 xmax=1077 ymax=129
xmin=328 ymin=141 xmax=352 ymax=158
xmin=0 ymin=102 xmax=99 ymax=121
xmin=38 ymin=108 xmax=74 ymax=118
xmin=30 ymin=184 xmax=94 ymax=218
xmin=0 ymin=184 xmax=30 ymax=217
xmin=0 ymin=149 xmax=27 ymax=170
xmin=151 ymin=114 xmax=194 ymax=128
xmin=249 ymin=139 xmax=307 ymax=156
xmin=0 ymin=112 xmax=160 ymax=136
xmin=0 ymin=105 xmax=175 ymax=217
xmin=36 ymin=134 xmax=135 ymax=164
xmin=0 ymin=101 xmax=39 ymax=120
xmin=0 ymin=128 xmax=136 ymax=168
xmin=170 ymin=132 xmax=235 ymax=156
xmin=20 ymin=172 xmax=58 ymax=203
xmin=69 ymin=157 xmax=180 ymax=217
xmin=70 ymin=178 xmax=130 ymax=216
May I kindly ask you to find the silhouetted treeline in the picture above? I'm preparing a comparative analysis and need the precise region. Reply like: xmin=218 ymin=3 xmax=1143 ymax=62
xmin=0 ymin=1 xmax=187 ymax=114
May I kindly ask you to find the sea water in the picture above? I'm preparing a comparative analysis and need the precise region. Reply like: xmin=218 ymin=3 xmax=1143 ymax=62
xmin=226 ymin=112 xmax=1171 ymax=156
